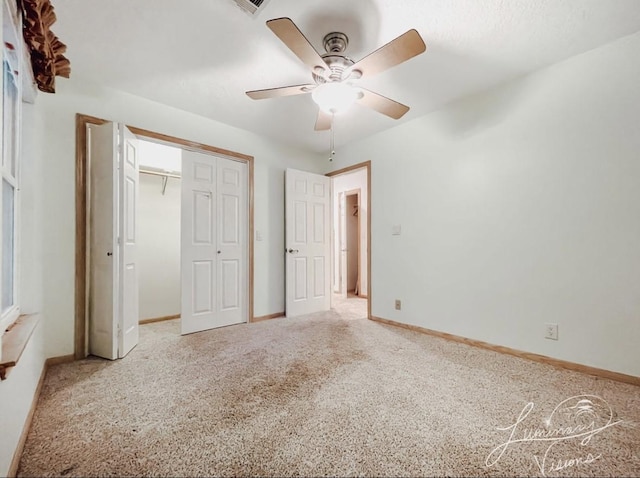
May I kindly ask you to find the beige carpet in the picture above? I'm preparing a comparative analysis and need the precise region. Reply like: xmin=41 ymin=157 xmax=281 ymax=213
xmin=18 ymin=301 xmax=640 ymax=477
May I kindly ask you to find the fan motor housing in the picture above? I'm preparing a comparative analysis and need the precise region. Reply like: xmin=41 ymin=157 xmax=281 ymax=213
xmin=324 ymin=32 xmax=348 ymax=53
xmin=313 ymin=32 xmax=356 ymax=83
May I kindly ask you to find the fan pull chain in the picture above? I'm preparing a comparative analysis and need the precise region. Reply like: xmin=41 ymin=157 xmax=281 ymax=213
xmin=329 ymin=113 xmax=336 ymax=162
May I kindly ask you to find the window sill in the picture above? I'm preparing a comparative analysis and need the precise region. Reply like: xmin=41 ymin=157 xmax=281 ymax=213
xmin=0 ymin=314 xmax=40 ymax=380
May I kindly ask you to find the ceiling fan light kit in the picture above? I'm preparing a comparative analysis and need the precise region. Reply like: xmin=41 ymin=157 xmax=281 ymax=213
xmin=246 ymin=17 xmax=427 ymax=131
xmin=312 ymin=82 xmax=359 ymax=114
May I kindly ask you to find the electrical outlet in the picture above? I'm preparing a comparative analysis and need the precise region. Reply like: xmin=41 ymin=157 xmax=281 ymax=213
xmin=544 ymin=323 xmax=559 ymax=340
xmin=395 ymin=299 xmax=401 ymax=310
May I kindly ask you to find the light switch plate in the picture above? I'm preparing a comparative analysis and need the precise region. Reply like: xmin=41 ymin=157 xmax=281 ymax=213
xmin=256 ymin=230 xmax=263 ymax=241
xmin=392 ymin=225 xmax=401 ymax=236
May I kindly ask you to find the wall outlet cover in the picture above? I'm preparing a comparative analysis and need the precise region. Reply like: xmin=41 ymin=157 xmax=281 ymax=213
xmin=544 ymin=323 xmax=559 ymax=340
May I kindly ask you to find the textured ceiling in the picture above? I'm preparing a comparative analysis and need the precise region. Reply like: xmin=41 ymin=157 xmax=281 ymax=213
xmin=52 ymin=0 xmax=640 ymax=153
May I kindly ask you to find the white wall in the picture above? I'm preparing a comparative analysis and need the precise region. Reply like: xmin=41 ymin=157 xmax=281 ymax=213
xmin=0 ymin=101 xmax=47 ymax=476
xmin=332 ymin=168 xmax=368 ymax=296
xmin=138 ymin=173 xmax=181 ymax=320
xmin=327 ymin=32 xmax=640 ymax=377
xmin=33 ymin=76 xmax=324 ymax=357
xmin=0 ymin=322 xmax=45 ymax=476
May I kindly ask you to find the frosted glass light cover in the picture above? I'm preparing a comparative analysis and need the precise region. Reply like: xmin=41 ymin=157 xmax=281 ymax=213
xmin=312 ymin=83 xmax=358 ymax=114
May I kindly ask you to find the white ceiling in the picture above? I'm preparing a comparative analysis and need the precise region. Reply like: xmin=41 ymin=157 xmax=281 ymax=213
xmin=52 ymin=0 xmax=640 ymax=153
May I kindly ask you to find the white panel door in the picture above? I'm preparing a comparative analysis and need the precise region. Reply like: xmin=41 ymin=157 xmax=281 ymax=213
xmin=216 ymin=157 xmax=248 ymax=326
xmin=181 ymin=150 xmax=217 ymax=335
xmin=118 ymin=125 xmax=140 ymax=358
xmin=285 ymin=169 xmax=331 ymax=318
xmin=88 ymin=122 xmax=118 ymax=360
xmin=181 ymin=151 xmax=248 ymax=334
xmin=88 ymin=122 xmax=139 ymax=360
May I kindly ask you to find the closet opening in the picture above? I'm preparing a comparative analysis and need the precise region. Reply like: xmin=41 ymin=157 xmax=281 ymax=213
xmin=75 ymin=114 xmax=255 ymax=360
xmin=137 ymin=140 xmax=182 ymax=326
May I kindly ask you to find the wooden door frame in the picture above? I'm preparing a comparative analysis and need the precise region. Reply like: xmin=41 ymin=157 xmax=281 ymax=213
xmin=326 ymin=161 xmax=371 ymax=320
xmin=75 ymin=113 xmax=255 ymax=359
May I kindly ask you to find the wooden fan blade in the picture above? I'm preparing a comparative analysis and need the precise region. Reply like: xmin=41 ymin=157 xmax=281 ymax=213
xmin=315 ymin=109 xmax=332 ymax=131
xmin=246 ymin=84 xmax=315 ymax=100
xmin=349 ymin=29 xmax=426 ymax=78
xmin=267 ymin=17 xmax=327 ymax=74
xmin=357 ymin=88 xmax=410 ymax=119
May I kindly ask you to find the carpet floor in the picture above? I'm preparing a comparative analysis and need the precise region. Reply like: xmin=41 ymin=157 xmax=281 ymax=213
xmin=18 ymin=300 xmax=640 ymax=477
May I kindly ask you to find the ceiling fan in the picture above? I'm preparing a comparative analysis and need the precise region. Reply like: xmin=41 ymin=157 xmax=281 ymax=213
xmin=246 ymin=17 xmax=427 ymax=131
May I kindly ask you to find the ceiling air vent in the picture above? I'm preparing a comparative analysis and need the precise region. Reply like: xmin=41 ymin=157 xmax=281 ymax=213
xmin=232 ymin=0 xmax=271 ymax=17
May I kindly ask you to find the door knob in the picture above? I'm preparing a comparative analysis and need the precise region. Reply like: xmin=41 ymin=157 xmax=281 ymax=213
xmin=287 ymin=248 xmax=299 ymax=254
xmin=107 ymin=252 xmax=113 ymax=257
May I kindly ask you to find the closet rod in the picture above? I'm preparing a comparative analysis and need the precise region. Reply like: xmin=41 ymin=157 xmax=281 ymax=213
xmin=140 ymin=169 xmax=181 ymax=179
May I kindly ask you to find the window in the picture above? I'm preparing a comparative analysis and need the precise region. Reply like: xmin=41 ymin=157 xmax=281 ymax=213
xmin=0 ymin=5 xmax=22 ymax=335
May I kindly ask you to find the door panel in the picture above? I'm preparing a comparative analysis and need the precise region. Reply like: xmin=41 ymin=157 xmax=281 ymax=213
xmin=118 ymin=125 xmax=139 ymax=358
xmin=88 ymin=122 xmax=118 ymax=360
xmin=181 ymin=151 xmax=248 ymax=334
xmin=193 ymin=191 xmax=212 ymax=243
xmin=193 ymin=260 xmax=214 ymax=314
xmin=285 ymin=169 xmax=331 ymax=317
xmin=215 ymin=158 xmax=247 ymax=326
xmin=182 ymin=152 xmax=218 ymax=334
xmin=124 ymin=178 xmax=136 ymax=241
xmin=221 ymin=194 xmax=239 ymax=244
xmin=88 ymin=123 xmax=139 ymax=359
xmin=313 ymin=257 xmax=325 ymax=298
xmin=294 ymin=257 xmax=307 ymax=300
xmin=221 ymin=259 xmax=240 ymax=310
xmin=294 ymin=201 xmax=306 ymax=242
xmin=313 ymin=203 xmax=325 ymax=243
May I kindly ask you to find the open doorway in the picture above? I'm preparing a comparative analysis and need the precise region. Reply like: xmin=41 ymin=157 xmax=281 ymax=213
xmin=137 ymin=140 xmax=182 ymax=326
xmin=344 ymin=191 xmax=360 ymax=296
xmin=329 ymin=164 xmax=370 ymax=320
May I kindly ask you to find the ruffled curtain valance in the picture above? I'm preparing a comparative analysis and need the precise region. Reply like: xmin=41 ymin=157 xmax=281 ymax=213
xmin=19 ymin=0 xmax=70 ymax=93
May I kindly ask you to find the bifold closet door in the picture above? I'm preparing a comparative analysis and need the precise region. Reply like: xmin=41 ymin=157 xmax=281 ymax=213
xmin=215 ymin=157 xmax=248 ymax=327
xmin=118 ymin=125 xmax=140 ymax=357
xmin=181 ymin=150 xmax=247 ymax=335
xmin=89 ymin=122 xmax=140 ymax=359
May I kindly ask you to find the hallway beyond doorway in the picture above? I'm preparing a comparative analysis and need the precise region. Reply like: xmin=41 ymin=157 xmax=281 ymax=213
xmin=332 ymin=293 xmax=367 ymax=320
